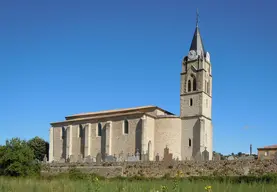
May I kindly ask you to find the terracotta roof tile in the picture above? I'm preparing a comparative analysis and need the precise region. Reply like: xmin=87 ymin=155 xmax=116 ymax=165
xmin=67 ymin=105 xmax=156 ymax=117
xmin=263 ymin=144 xmax=277 ymax=149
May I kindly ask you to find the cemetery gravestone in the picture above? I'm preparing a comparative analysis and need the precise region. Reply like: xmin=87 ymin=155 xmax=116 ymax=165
xmin=77 ymin=154 xmax=83 ymax=163
xmin=127 ymin=155 xmax=139 ymax=162
xmin=163 ymin=146 xmax=173 ymax=166
xmin=69 ymin=155 xmax=75 ymax=163
xmin=105 ymin=155 xmax=116 ymax=162
xmin=136 ymin=151 xmax=140 ymax=160
xmin=43 ymin=154 xmax=47 ymax=163
xmin=141 ymin=151 xmax=149 ymax=162
xmin=213 ymin=154 xmax=221 ymax=161
xmin=84 ymin=155 xmax=92 ymax=163
xmin=202 ymin=149 xmax=209 ymax=161
xmin=96 ymin=153 xmax=102 ymax=165
xmin=227 ymin=156 xmax=235 ymax=160
xmin=156 ymin=153 xmax=160 ymax=162
xmin=117 ymin=153 xmax=124 ymax=162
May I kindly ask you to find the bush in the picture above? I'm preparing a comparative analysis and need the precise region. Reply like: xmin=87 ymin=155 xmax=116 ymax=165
xmin=0 ymin=138 xmax=40 ymax=177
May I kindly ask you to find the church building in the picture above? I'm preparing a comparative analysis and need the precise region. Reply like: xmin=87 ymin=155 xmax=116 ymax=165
xmin=48 ymin=17 xmax=213 ymax=162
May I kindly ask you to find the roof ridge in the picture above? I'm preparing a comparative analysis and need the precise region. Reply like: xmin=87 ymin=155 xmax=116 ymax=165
xmin=66 ymin=105 xmax=157 ymax=117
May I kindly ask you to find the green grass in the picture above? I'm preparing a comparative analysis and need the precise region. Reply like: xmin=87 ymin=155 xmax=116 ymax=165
xmin=1 ymin=177 xmax=277 ymax=192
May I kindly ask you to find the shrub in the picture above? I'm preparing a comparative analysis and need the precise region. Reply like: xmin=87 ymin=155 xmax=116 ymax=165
xmin=0 ymin=138 xmax=40 ymax=177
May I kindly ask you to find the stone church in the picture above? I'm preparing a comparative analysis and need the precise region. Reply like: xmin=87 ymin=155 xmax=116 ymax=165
xmin=48 ymin=19 xmax=213 ymax=162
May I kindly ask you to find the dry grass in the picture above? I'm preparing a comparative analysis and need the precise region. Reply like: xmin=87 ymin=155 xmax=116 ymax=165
xmin=0 ymin=177 xmax=277 ymax=192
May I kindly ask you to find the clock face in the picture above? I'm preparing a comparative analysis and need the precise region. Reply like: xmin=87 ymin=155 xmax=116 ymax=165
xmin=188 ymin=50 xmax=197 ymax=60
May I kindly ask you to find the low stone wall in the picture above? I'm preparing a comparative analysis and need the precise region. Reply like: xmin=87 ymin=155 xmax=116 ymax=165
xmin=41 ymin=165 xmax=123 ymax=178
xmin=42 ymin=159 xmax=277 ymax=178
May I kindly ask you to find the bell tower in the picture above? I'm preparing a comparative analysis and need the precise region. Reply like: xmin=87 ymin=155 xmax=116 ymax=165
xmin=180 ymin=11 xmax=213 ymax=160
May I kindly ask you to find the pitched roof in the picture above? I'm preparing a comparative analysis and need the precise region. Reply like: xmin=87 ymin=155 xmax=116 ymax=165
xmin=189 ymin=26 xmax=205 ymax=54
xmin=67 ymin=105 xmax=155 ymax=118
xmin=51 ymin=111 xmax=145 ymax=126
xmin=263 ymin=145 xmax=277 ymax=149
xmin=257 ymin=144 xmax=277 ymax=150
xmin=50 ymin=105 xmax=177 ymax=126
xmin=65 ymin=105 xmax=174 ymax=120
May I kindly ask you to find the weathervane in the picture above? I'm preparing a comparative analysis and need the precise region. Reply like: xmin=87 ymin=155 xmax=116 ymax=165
xmin=196 ymin=8 xmax=199 ymax=27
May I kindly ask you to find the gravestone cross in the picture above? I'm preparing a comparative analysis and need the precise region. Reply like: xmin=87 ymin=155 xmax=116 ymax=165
xmin=202 ymin=147 xmax=209 ymax=161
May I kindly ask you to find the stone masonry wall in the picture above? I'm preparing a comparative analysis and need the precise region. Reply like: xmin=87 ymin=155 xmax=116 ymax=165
xmin=42 ymin=160 xmax=277 ymax=178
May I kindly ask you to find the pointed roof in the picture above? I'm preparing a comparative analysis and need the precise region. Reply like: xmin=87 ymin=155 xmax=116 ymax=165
xmin=189 ymin=26 xmax=205 ymax=54
xmin=189 ymin=9 xmax=205 ymax=54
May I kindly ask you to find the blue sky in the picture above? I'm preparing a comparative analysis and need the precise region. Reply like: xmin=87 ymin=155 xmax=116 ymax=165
xmin=0 ymin=0 xmax=276 ymax=155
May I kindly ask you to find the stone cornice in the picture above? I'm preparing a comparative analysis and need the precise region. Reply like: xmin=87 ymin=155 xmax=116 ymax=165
xmin=181 ymin=115 xmax=212 ymax=121
xmin=257 ymin=148 xmax=277 ymax=150
xmin=180 ymin=91 xmax=212 ymax=98
xmin=184 ymin=58 xmax=212 ymax=65
xmin=156 ymin=116 xmax=180 ymax=119
xmin=51 ymin=111 xmax=145 ymax=127
xmin=181 ymin=70 xmax=212 ymax=77
xmin=51 ymin=111 xmax=180 ymax=127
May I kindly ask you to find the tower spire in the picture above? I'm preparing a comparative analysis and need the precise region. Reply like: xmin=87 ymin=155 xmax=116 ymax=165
xmin=196 ymin=8 xmax=199 ymax=27
xmin=189 ymin=9 xmax=205 ymax=55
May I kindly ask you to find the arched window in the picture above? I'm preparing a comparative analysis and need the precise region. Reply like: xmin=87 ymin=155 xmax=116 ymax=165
xmin=188 ymin=80 xmax=191 ymax=92
xmin=193 ymin=78 xmax=197 ymax=91
xmin=124 ymin=119 xmax=129 ymax=134
xmin=189 ymin=138 xmax=192 ymax=147
xmin=189 ymin=98 xmax=193 ymax=106
xmin=97 ymin=123 xmax=102 ymax=136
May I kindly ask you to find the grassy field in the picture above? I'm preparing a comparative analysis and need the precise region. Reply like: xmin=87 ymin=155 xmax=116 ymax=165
xmin=1 ymin=177 xmax=277 ymax=192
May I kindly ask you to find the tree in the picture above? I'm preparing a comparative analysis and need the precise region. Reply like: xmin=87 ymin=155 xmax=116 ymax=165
xmin=0 ymin=138 xmax=40 ymax=176
xmin=27 ymin=136 xmax=49 ymax=161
